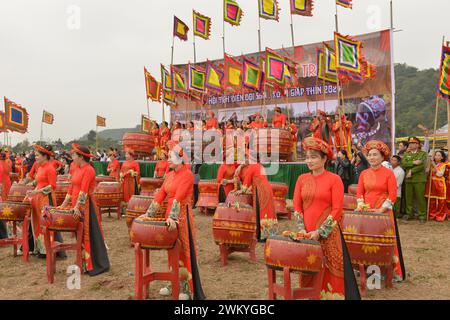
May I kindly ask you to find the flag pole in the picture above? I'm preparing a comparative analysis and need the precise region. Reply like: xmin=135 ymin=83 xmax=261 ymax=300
xmin=258 ymin=16 xmax=262 ymax=53
xmin=40 ymin=111 xmax=44 ymax=143
xmin=426 ymin=35 xmax=446 ymax=221
xmin=193 ymin=37 xmax=197 ymax=64
xmin=290 ymin=13 xmax=295 ymax=48
xmin=335 ymin=2 xmax=339 ymax=33
xmin=96 ymin=124 xmax=99 ymax=155
xmin=223 ymin=3 xmax=226 ymax=54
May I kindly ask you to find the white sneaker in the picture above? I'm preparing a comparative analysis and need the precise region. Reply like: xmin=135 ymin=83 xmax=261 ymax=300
xmin=159 ymin=287 xmax=172 ymax=296
xmin=178 ymin=293 xmax=191 ymax=300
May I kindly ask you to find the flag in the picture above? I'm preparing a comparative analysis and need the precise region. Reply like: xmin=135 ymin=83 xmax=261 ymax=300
xmin=205 ymin=61 xmax=224 ymax=93
xmin=318 ymin=44 xmax=337 ymax=84
xmin=144 ymin=67 xmax=162 ymax=102
xmin=161 ymin=64 xmax=173 ymax=92
xmin=4 ymin=97 xmax=29 ymax=134
xmin=42 ymin=110 xmax=54 ymax=125
xmin=163 ymin=90 xmax=177 ymax=106
xmin=265 ymin=48 xmax=286 ymax=87
xmin=141 ymin=115 xmax=152 ymax=133
xmin=190 ymin=90 xmax=206 ymax=106
xmin=334 ymin=32 xmax=363 ymax=79
xmin=282 ymin=54 xmax=299 ymax=88
xmin=336 ymin=0 xmax=352 ymax=9
xmin=224 ymin=0 xmax=243 ymax=26
xmin=224 ymin=54 xmax=243 ymax=92
xmin=258 ymin=0 xmax=280 ymax=21
xmin=171 ymin=66 xmax=188 ymax=94
xmin=96 ymin=115 xmax=106 ymax=127
xmin=438 ymin=45 xmax=450 ymax=102
xmin=242 ymin=58 xmax=263 ymax=92
xmin=173 ymin=16 xmax=189 ymax=41
xmin=189 ymin=65 xmax=206 ymax=93
xmin=0 ymin=112 xmax=5 ymax=132
xmin=360 ymin=60 xmax=376 ymax=80
xmin=193 ymin=10 xmax=212 ymax=40
xmin=290 ymin=0 xmax=314 ymax=16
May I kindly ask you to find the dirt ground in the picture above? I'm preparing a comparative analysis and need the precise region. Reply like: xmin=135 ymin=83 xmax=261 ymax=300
xmin=1 ymin=210 xmax=450 ymax=300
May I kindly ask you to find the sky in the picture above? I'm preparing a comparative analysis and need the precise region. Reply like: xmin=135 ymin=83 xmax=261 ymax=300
xmin=0 ymin=0 xmax=448 ymax=146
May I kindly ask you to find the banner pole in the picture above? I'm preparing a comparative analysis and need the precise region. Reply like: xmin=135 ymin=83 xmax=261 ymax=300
xmin=290 ymin=14 xmax=295 ymax=48
xmin=40 ymin=115 xmax=44 ymax=143
xmin=335 ymin=2 xmax=339 ymax=33
xmin=258 ymin=17 xmax=262 ymax=53
xmin=96 ymin=125 xmax=99 ymax=155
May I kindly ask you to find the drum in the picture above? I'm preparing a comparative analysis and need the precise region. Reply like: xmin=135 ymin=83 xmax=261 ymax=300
xmin=270 ymin=182 xmax=289 ymax=215
xmin=55 ymin=182 xmax=70 ymax=207
xmin=0 ymin=201 xmax=31 ymax=222
xmin=196 ymin=180 xmax=219 ymax=209
xmin=122 ymin=133 xmax=155 ymax=159
xmin=212 ymin=203 xmax=256 ymax=247
xmin=41 ymin=207 xmax=80 ymax=232
xmin=94 ymin=182 xmax=123 ymax=208
xmin=348 ymin=184 xmax=358 ymax=195
xmin=95 ymin=175 xmax=115 ymax=188
xmin=130 ymin=216 xmax=178 ymax=249
xmin=7 ymin=184 xmax=34 ymax=203
xmin=343 ymin=194 xmax=358 ymax=211
xmin=140 ymin=178 xmax=164 ymax=197
xmin=225 ymin=190 xmax=253 ymax=207
xmin=250 ymin=128 xmax=292 ymax=162
xmin=125 ymin=195 xmax=154 ymax=235
xmin=342 ymin=211 xmax=396 ymax=266
xmin=57 ymin=175 xmax=70 ymax=183
xmin=264 ymin=236 xmax=324 ymax=273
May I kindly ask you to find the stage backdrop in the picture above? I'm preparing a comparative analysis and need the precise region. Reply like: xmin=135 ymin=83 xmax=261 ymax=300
xmin=170 ymin=29 xmax=395 ymax=149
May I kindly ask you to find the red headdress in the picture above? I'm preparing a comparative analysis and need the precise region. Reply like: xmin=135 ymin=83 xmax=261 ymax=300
xmin=71 ymin=144 xmax=95 ymax=158
xmin=32 ymin=144 xmax=55 ymax=158
xmin=363 ymin=140 xmax=391 ymax=160
xmin=302 ymin=137 xmax=334 ymax=160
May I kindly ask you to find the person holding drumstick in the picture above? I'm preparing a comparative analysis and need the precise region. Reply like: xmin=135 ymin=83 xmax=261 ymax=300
xmin=293 ymin=137 xmax=360 ymax=300
xmin=356 ymin=140 xmax=405 ymax=282
xmin=60 ymin=144 xmax=110 ymax=276
xmin=146 ymin=140 xmax=205 ymax=300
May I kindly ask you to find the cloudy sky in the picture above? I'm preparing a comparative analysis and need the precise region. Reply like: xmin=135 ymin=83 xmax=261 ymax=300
xmin=0 ymin=0 xmax=448 ymax=145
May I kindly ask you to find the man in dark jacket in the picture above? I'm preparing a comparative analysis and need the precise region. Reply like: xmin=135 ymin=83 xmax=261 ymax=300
xmin=335 ymin=150 xmax=352 ymax=193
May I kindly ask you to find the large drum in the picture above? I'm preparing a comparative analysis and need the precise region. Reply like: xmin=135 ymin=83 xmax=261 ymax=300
xmin=95 ymin=175 xmax=115 ymax=188
xmin=94 ymin=182 xmax=123 ymax=208
xmin=0 ymin=202 xmax=31 ymax=222
xmin=342 ymin=211 xmax=396 ymax=266
xmin=7 ymin=184 xmax=34 ymax=203
xmin=55 ymin=182 xmax=70 ymax=207
xmin=348 ymin=184 xmax=358 ymax=195
xmin=122 ymin=133 xmax=155 ymax=159
xmin=264 ymin=236 xmax=324 ymax=273
xmin=250 ymin=128 xmax=292 ymax=162
xmin=225 ymin=190 xmax=253 ymax=207
xmin=140 ymin=178 xmax=164 ymax=197
xmin=343 ymin=194 xmax=358 ymax=211
xmin=212 ymin=203 xmax=256 ymax=247
xmin=125 ymin=195 xmax=154 ymax=235
xmin=270 ymin=182 xmax=289 ymax=215
xmin=130 ymin=216 xmax=178 ymax=249
xmin=196 ymin=180 xmax=219 ymax=209
xmin=41 ymin=207 xmax=80 ymax=232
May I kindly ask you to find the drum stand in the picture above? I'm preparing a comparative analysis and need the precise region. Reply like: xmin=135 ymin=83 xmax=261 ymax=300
xmin=43 ymin=222 xmax=84 ymax=284
xmin=134 ymin=241 xmax=180 ymax=300
xmin=219 ymin=240 xmax=257 ymax=266
xmin=0 ymin=217 xmax=30 ymax=263
xmin=267 ymin=258 xmax=326 ymax=300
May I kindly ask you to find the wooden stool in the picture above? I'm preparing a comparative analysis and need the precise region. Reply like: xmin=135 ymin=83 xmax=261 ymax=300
xmin=0 ymin=217 xmax=30 ymax=263
xmin=134 ymin=241 xmax=180 ymax=300
xmin=219 ymin=240 xmax=257 ymax=266
xmin=43 ymin=222 xmax=84 ymax=284
xmin=357 ymin=264 xmax=393 ymax=297
xmin=267 ymin=258 xmax=326 ymax=300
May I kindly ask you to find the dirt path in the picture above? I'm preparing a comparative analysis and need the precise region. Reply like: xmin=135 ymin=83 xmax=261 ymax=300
xmin=1 ymin=211 xmax=449 ymax=300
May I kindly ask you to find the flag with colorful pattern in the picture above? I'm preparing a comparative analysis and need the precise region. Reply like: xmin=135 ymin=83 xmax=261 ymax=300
xmin=290 ymin=0 xmax=314 ymax=16
xmin=193 ymin=10 xmax=212 ymax=40
xmin=173 ymin=16 xmax=189 ymax=41
xmin=317 ymin=43 xmax=337 ymax=84
xmin=224 ymin=0 xmax=243 ymax=26
xmin=144 ymin=67 xmax=161 ymax=102
xmin=4 ymin=97 xmax=29 ymax=133
xmin=162 ymin=89 xmax=177 ymax=106
xmin=334 ymin=32 xmax=362 ymax=79
xmin=141 ymin=115 xmax=152 ymax=133
xmin=242 ymin=58 xmax=263 ymax=92
xmin=96 ymin=115 xmax=106 ymax=127
xmin=265 ymin=48 xmax=286 ymax=87
xmin=42 ymin=110 xmax=54 ymax=125
xmin=0 ymin=111 xmax=5 ymax=132
xmin=189 ymin=65 xmax=206 ymax=93
xmin=224 ymin=54 xmax=243 ymax=92
xmin=258 ymin=0 xmax=280 ymax=21
xmin=161 ymin=64 xmax=173 ymax=92
xmin=205 ymin=61 xmax=224 ymax=93
xmin=171 ymin=66 xmax=188 ymax=94
xmin=336 ymin=0 xmax=352 ymax=9
xmin=438 ymin=45 xmax=450 ymax=102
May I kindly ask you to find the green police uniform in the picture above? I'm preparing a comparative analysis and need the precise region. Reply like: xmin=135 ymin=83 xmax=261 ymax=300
xmin=401 ymin=150 xmax=428 ymax=220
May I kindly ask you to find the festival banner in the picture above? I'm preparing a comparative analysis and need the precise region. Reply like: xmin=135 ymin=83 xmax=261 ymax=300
xmin=336 ymin=0 xmax=352 ymax=9
xmin=265 ymin=48 xmax=286 ymax=87
xmin=141 ymin=115 xmax=152 ymax=133
xmin=334 ymin=32 xmax=363 ymax=79
xmin=173 ymin=16 xmax=189 ymax=41
xmin=318 ymin=43 xmax=337 ymax=84
xmin=193 ymin=10 xmax=212 ymax=40
xmin=96 ymin=115 xmax=106 ymax=127
xmin=0 ymin=111 xmax=6 ymax=132
xmin=144 ymin=67 xmax=162 ymax=102
xmin=4 ymin=97 xmax=29 ymax=134
xmin=224 ymin=0 xmax=243 ymax=26
xmin=42 ymin=110 xmax=54 ymax=125
xmin=163 ymin=89 xmax=177 ymax=106
xmin=171 ymin=66 xmax=189 ymax=94
xmin=189 ymin=65 xmax=206 ymax=93
xmin=242 ymin=58 xmax=264 ymax=92
xmin=290 ymin=0 xmax=314 ymax=17
xmin=171 ymin=30 xmax=395 ymax=148
xmin=206 ymin=61 xmax=224 ymax=93
xmin=258 ymin=0 xmax=280 ymax=21
xmin=224 ymin=54 xmax=243 ymax=92
xmin=438 ymin=44 xmax=450 ymax=102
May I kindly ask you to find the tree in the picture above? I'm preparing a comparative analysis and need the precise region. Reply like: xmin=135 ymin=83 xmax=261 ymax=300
xmin=87 ymin=130 xmax=97 ymax=143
